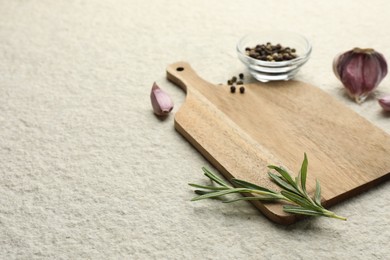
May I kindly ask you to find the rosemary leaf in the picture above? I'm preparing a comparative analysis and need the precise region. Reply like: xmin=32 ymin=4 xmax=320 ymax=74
xmin=299 ymin=153 xmax=308 ymax=195
xmin=188 ymin=183 xmax=229 ymax=191
xmin=223 ymin=195 xmax=280 ymax=203
xmin=202 ymin=167 xmax=230 ymax=187
xmin=268 ymin=172 xmax=299 ymax=195
xmin=283 ymin=205 xmax=324 ymax=217
xmin=314 ymin=179 xmax=322 ymax=206
xmin=267 ymin=165 xmax=296 ymax=188
xmin=194 ymin=190 xmax=218 ymax=196
xmin=191 ymin=188 xmax=249 ymax=201
xmin=231 ymin=179 xmax=276 ymax=194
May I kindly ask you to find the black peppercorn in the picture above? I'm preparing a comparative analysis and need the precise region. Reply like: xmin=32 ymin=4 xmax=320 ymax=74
xmin=245 ymin=42 xmax=298 ymax=62
xmin=239 ymin=73 xmax=244 ymax=79
xmin=230 ymin=85 xmax=236 ymax=93
xmin=231 ymin=76 xmax=237 ymax=83
xmin=239 ymin=86 xmax=245 ymax=94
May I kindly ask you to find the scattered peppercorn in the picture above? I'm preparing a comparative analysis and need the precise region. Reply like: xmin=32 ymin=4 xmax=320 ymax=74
xmin=245 ymin=42 xmax=298 ymax=62
xmin=226 ymin=73 xmax=246 ymax=94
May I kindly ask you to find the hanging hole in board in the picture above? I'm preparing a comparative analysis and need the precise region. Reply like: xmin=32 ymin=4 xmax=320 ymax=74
xmin=176 ymin=67 xmax=184 ymax=72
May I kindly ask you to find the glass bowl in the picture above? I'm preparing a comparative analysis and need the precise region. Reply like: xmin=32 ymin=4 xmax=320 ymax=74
xmin=236 ymin=31 xmax=312 ymax=82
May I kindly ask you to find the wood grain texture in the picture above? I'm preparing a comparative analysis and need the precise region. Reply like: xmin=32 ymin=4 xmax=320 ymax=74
xmin=167 ymin=61 xmax=390 ymax=225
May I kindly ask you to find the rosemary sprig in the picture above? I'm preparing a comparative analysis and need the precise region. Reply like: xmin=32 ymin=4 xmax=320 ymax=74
xmin=189 ymin=153 xmax=346 ymax=221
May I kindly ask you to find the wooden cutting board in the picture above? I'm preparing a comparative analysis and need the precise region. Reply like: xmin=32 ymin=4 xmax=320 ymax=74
xmin=167 ymin=61 xmax=390 ymax=225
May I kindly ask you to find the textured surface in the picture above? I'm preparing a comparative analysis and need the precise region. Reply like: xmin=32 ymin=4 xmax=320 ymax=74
xmin=0 ymin=0 xmax=389 ymax=259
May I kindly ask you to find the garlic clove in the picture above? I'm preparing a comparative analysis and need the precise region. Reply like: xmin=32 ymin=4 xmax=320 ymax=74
xmin=150 ymin=82 xmax=174 ymax=116
xmin=378 ymin=95 xmax=390 ymax=112
xmin=333 ymin=48 xmax=388 ymax=104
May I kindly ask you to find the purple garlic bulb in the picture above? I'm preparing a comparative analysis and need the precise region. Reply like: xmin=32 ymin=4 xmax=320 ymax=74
xmin=333 ymin=48 xmax=387 ymax=104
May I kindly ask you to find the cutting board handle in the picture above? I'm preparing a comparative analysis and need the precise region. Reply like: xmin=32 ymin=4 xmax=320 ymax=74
xmin=166 ymin=61 xmax=211 ymax=94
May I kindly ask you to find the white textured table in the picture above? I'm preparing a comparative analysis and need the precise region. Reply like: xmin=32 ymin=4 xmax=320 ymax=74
xmin=1 ymin=0 xmax=389 ymax=259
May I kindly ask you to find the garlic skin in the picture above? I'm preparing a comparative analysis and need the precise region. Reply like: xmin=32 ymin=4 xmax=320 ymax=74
xmin=333 ymin=48 xmax=388 ymax=104
xmin=150 ymin=82 xmax=174 ymax=116
xmin=378 ymin=95 xmax=390 ymax=112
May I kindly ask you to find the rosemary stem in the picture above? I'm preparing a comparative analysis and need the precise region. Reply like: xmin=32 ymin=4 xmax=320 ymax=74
xmin=323 ymin=209 xmax=347 ymax=221
xmin=190 ymin=154 xmax=347 ymax=221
